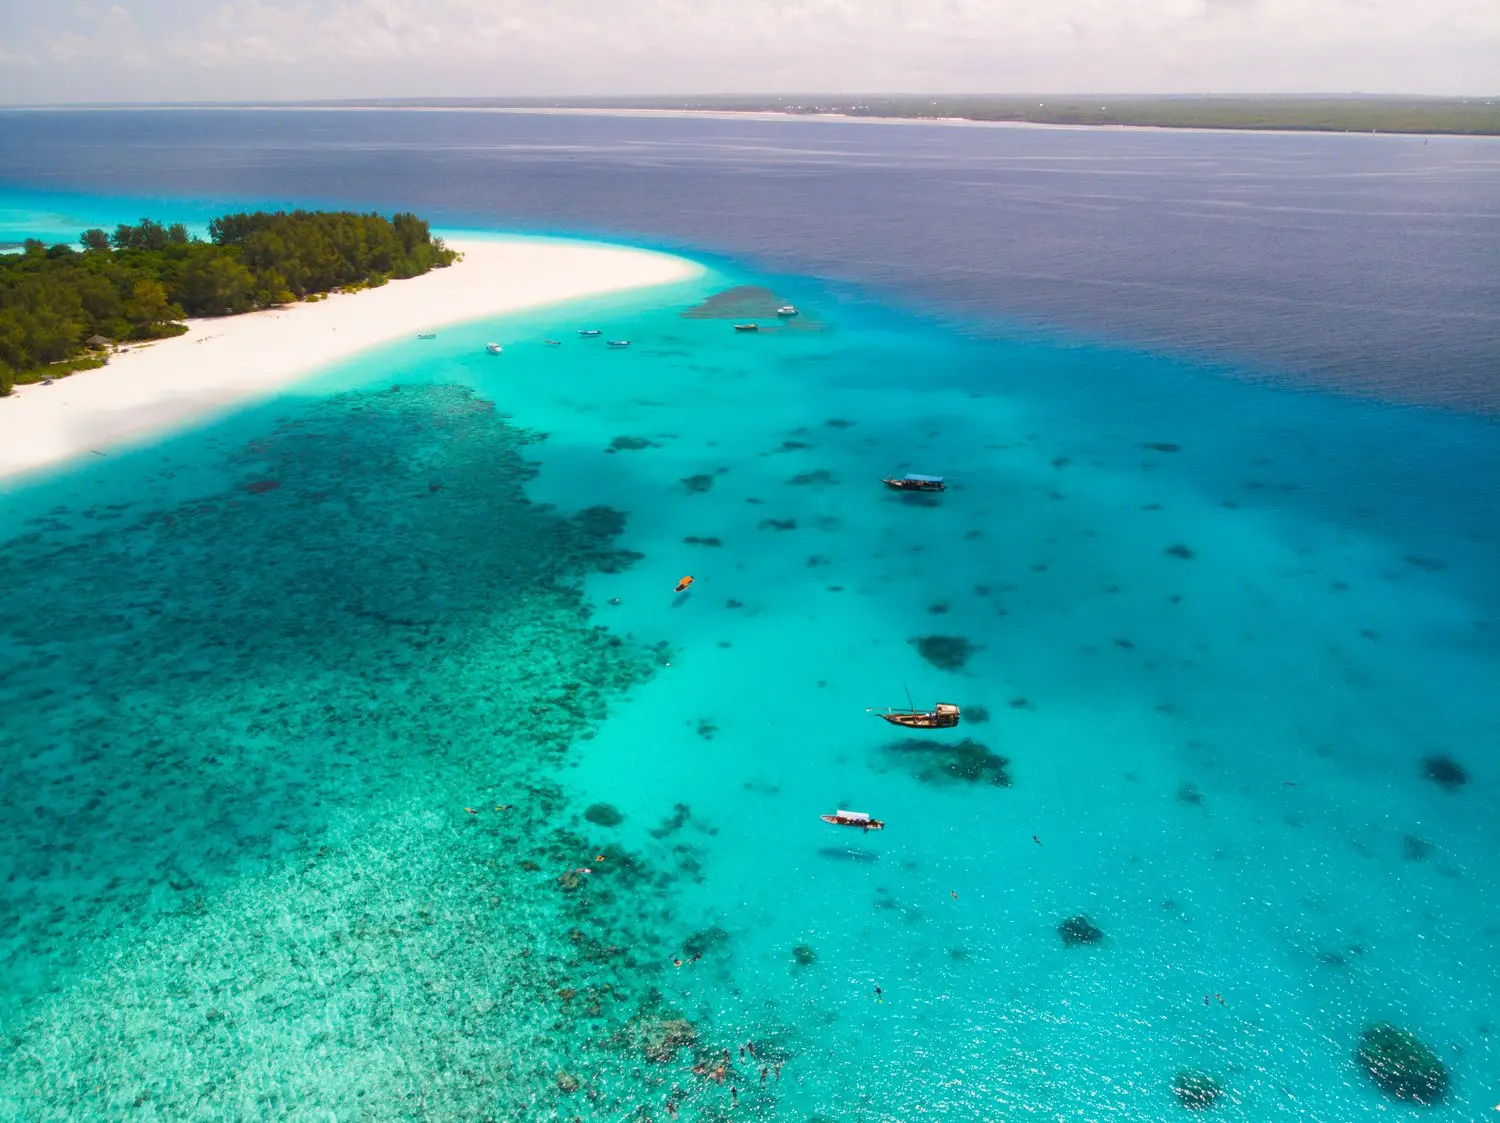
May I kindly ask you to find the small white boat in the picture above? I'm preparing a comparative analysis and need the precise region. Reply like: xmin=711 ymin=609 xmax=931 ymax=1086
xmin=733 ymin=323 xmax=759 ymax=333
xmin=579 ymin=329 xmax=602 ymax=337
xmin=486 ymin=343 xmax=503 ymax=354
xmin=776 ymin=305 xmax=798 ymax=318
xmin=820 ymin=809 xmax=884 ymax=830
xmin=417 ymin=332 xmax=437 ymax=340
xmin=606 ymin=340 xmax=631 ymax=349
xmin=544 ymin=339 xmax=562 ymax=346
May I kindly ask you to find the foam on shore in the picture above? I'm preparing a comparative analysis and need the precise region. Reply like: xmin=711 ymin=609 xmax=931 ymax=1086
xmin=0 ymin=234 xmax=702 ymax=482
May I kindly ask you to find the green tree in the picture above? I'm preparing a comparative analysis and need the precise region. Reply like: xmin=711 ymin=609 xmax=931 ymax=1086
xmin=177 ymin=252 xmax=255 ymax=316
xmin=80 ymin=228 xmax=111 ymax=253
xmin=122 ymin=278 xmax=182 ymax=335
xmin=0 ymin=357 xmax=13 ymax=397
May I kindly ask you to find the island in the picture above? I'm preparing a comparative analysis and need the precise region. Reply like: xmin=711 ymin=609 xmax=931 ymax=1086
xmin=299 ymin=95 xmax=1500 ymax=137
xmin=0 ymin=210 xmax=457 ymax=396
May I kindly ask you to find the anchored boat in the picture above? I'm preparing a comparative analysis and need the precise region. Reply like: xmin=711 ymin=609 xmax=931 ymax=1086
xmin=486 ymin=342 xmax=503 ymax=354
xmin=820 ymin=809 xmax=885 ymax=830
xmin=881 ymin=473 xmax=946 ymax=493
xmin=416 ymin=332 xmax=437 ymax=340
xmin=872 ymin=701 xmax=961 ymax=729
xmin=544 ymin=338 xmax=562 ymax=346
xmin=607 ymin=340 xmax=631 ymax=348
xmin=733 ymin=323 xmax=759 ymax=332
xmin=776 ymin=305 xmax=798 ymax=317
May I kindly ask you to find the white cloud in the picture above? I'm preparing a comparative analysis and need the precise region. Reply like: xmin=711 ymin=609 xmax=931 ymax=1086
xmin=0 ymin=0 xmax=1496 ymax=102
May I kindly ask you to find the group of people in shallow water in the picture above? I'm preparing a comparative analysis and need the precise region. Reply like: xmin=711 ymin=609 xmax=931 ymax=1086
xmin=675 ymin=1044 xmax=785 ymax=1115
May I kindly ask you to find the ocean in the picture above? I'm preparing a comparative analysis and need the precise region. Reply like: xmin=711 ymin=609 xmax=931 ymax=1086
xmin=0 ymin=109 xmax=1497 ymax=1120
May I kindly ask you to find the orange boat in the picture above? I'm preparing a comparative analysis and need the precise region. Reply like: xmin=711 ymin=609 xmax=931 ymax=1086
xmin=674 ymin=575 xmax=695 ymax=593
xmin=820 ymin=810 xmax=885 ymax=830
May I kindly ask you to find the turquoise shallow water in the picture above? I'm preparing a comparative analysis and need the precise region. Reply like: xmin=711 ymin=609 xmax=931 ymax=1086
xmin=2 ymin=240 xmax=1498 ymax=1119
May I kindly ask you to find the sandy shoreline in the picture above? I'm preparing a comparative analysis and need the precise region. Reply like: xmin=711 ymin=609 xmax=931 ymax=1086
xmin=0 ymin=235 xmax=702 ymax=483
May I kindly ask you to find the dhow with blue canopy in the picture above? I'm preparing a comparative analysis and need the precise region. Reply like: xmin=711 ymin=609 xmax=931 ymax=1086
xmin=881 ymin=473 xmax=947 ymax=492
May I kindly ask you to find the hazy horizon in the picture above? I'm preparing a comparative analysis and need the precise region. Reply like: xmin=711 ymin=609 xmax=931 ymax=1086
xmin=2 ymin=0 xmax=1496 ymax=105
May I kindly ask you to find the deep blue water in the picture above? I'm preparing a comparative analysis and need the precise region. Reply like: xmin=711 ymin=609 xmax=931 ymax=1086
xmin=0 ymin=111 xmax=1497 ymax=1119
xmin=1 ymin=108 xmax=1497 ymax=410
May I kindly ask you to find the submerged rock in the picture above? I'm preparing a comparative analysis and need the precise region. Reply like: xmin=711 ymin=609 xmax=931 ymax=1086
xmin=1357 ymin=1022 xmax=1448 ymax=1104
xmin=681 ymin=473 xmax=715 ymax=493
xmin=910 ymin=634 xmax=979 ymax=671
xmin=1171 ymin=1070 xmax=1221 ymax=1109
xmin=1058 ymin=914 xmax=1104 ymax=947
xmin=683 ymin=925 xmax=732 ymax=959
xmin=884 ymin=737 xmax=1011 ymax=787
xmin=793 ymin=944 xmax=817 ymax=966
xmin=1421 ymin=755 xmax=1469 ymax=791
xmin=584 ymin=803 xmax=624 ymax=827
xmin=619 ymin=1011 xmax=698 ymax=1063
xmin=1165 ymin=544 xmax=1195 ymax=560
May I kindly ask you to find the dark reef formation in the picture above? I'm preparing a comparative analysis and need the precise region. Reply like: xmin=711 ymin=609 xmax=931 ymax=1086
xmin=1356 ymin=1023 xmax=1449 ymax=1104
xmin=1165 ymin=544 xmax=1195 ymax=560
xmin=1421 ymin=755 xmax=1469 ymax=791
xmin=793 ymin=944 xmax=818 ymax=966
xmin=1170 ymin=1070 xmax=1221 ymax=1109
xmin=681 ymin=473 xmax=715 ymax=493
xmin=584 ymin=803 xmax=624 ymax=827
xmin=1176 ymin=782 xmax=1204 ymax=806
xmin=883 ymin=737 xmax=1011 ymax=787
xmin=1057 ymin=915 xmax=1104 ymax=947
xmin=910 ymin=634 xmax=979 ymax=671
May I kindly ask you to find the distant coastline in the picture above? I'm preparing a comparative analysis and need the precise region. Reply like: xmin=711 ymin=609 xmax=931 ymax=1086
xmin=11 ymin=95 xmax=1497 ymax=137
xmin=0 ymin=234 xmax=702 ymax=482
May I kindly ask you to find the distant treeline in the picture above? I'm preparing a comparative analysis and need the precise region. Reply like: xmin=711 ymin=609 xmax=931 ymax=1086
xmin=0 ymin=210 xmax=455 ymax=394
xmin=331 ymin=94 xmax=1500 ymax=136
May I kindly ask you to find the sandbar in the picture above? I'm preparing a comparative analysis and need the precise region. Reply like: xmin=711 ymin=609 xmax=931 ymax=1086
xmin=0 ymin=235 xmax=702 ymax=482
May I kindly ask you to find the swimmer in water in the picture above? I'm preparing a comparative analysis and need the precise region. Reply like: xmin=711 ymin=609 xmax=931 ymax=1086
xmin=673 ymin=958 xmax=683 ymax=967
xmin=1032 ymin=834 xmax=1042 ymax=845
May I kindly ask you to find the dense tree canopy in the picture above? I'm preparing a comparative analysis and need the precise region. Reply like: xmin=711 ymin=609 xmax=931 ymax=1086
xmin=0 ymin=210 xmax=455 ymax=392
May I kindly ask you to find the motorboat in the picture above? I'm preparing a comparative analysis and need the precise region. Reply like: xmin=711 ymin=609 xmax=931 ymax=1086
xmin=544 ymin=339 xmax=562 ymax=346
xmin=416 ymin=332 xmax=437 ymax=339
xmin=733 ymin=323 xmax=759 ymax=332
xmin=606 ymin=340 xmax=631 ymax=348
xmin=776 ymin=305 xmax=798 ymax=317
xmin=579 ymin=329 xmax=602 ymax=337
xmin=486 ymin=342 xmax=503 ymax=354
xmin=881 ymin=474 xmax=946 ymax=493
xmin=872 ymin=702 xmax=961 ymax=729
xmin=820 ymin=810 xmax=884 ymax=830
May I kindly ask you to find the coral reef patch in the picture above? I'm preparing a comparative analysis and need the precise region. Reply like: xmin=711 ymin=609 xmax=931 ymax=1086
xmin=910 ymin=635 xmax=979 ymax=671
xmin=1421 ymin=755 xmax=1469 ymax=791
xmin=882 ymin=737 xmax=1012 ymax=787
xmin=1058 ymin=915 xmax=1105 ymax=947
xmin=1356 ymin=1022 xmax=1449 ymax=1104
xmin=1171 ymin=1070 xmax=1222 ymax=1109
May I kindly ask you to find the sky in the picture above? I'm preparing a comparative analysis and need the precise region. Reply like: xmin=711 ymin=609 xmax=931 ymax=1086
xmin=0 ymin=0 xmax=1496 ymax=105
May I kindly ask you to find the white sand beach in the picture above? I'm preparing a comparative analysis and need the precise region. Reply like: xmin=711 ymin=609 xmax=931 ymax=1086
xmin=0 ymin=235 xmax=701 ymax=482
